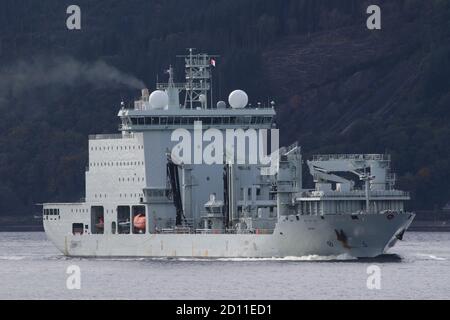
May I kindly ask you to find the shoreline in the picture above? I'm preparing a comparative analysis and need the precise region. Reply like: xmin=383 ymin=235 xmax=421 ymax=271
xmin=0 ymin=225 xmax=44 ymax=232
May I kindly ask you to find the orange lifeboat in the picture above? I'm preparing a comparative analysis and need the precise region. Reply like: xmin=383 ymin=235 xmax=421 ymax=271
xmin=96 ymin=217 xmax=104 ymax=230
xmin=133 ymin=214 xmax=146 ymax=231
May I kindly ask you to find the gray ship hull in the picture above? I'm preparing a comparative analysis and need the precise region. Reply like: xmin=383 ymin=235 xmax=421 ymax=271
xmin=44 ymin=212 xmax=414 ymax=258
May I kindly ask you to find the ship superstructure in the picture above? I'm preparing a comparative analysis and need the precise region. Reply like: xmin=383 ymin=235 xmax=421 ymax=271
xmin=43 ymin=50 xmax=414 ymax=258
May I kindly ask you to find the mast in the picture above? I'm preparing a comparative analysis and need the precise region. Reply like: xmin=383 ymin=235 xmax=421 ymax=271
xmin=177 ymin=48 xmax=219 ymax=109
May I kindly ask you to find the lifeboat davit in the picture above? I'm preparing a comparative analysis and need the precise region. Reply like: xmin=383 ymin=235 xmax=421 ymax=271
xmin=133 ymin=214 xmax=146 ymax=231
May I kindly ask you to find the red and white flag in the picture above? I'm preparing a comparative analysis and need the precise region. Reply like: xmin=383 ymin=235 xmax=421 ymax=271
xmin=210 ymin=58 xmax=216 ymax=67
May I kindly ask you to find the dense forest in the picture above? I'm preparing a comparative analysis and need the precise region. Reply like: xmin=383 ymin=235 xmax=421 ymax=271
xmin=0 ymin=0 xmax=449 ymax=217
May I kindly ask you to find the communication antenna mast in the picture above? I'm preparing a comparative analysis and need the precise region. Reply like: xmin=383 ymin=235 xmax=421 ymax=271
xmin=177 ymin=48 xmax=219 ymax=109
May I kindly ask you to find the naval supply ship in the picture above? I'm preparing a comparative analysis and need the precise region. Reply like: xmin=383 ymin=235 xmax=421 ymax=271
xmin=43 ymin=49 xmax=414 ymax=258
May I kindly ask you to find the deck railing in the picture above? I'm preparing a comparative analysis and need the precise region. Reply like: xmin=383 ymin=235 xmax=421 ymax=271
xmin=312 ymin=154 xmax=390 ymax=161
xmin=154 ymin=228 xmax=274 ymax=235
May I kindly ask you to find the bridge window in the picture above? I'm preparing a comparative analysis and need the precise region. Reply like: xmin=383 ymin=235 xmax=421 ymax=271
xmin=150 ymin=117 xmax=158 ymax=125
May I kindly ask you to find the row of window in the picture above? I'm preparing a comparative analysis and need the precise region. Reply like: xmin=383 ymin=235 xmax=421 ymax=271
xmin=144 ymin=188 xmax=170 ymax=198
xmin=47 ymin=206 xmax=145 ymax=216
xmin=71 ymin=208 xmax=88 ymax=213
xmin=43 ymin=209 xmax=60 ymax=216
xmin=127 ymin=116 xmax=273 ymax=126
xmin=93 ymin=193 xmax=144 ymax=199
xmin=118 ymin=177 xmax=145 ymax=182
xmin=89 ymin=161 xmax=144 ymax=167
xmin=90 ymin=145 xmax=143 ymax=151
xmin=70 ymin=208 xmax=128 ymax=214
xmin=119 ymin=193 xmax=143 ymax=198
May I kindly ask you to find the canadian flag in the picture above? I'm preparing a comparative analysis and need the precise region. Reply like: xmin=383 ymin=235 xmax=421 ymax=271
xmin=210 ymin=58 xmax=216 ymax=67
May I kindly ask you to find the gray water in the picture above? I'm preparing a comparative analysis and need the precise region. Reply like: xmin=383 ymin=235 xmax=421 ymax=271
xmin=0 ymin=232 xmax=449 ymax=299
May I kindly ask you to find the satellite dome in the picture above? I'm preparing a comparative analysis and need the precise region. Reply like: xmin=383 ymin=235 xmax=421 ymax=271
xmin=228 ymin=90 xmax=248 ymax=109
xmin=149 ymin=90 xmax=168 ymax=109
xmin=216 ymin=100 xmax=226 ymax=109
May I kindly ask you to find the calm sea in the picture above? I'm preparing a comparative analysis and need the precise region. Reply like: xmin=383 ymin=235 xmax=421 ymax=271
xmin=0 ymin=232 xmax=449 ymax=299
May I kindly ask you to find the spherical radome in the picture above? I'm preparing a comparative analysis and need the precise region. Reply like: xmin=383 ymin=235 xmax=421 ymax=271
xmin=228 ymin=90 xmax=248 ymax=109
xmin=149 ymin=90 xmax=168 ymax=109
xmin=216 ymin=100 xmax=226 ymax=109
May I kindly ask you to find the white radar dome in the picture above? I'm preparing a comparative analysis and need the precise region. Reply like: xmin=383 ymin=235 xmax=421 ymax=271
xmin=149 ymin=90 xmax=168 ymax=109
xmin=216 ymin=100 xmax=226 ymax=109
xmin=228 ymin=90 xmax=248 ymax=109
